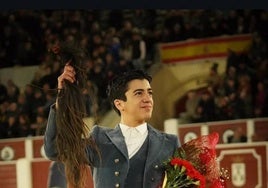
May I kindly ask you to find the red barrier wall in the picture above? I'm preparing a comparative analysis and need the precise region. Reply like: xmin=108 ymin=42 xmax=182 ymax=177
xmin=0 ymin=163 xmax=17 ymax=188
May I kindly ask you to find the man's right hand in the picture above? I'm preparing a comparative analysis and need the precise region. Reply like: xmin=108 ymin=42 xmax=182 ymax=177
xmin=56 ymin=61 xmax=76 ymax=109
xmin=57 ymin=61 xmax=76 ymax=89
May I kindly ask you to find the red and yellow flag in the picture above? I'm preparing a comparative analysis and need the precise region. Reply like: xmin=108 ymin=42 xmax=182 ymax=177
xmin=160 ymin=34 xmax=252 ymax=64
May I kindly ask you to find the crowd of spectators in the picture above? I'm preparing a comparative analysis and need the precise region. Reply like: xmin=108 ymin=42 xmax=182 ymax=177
xmin=0 ymin=9 xmax=268 ymax=139
xmin=179 ymin=32 xmax=268 ymax=124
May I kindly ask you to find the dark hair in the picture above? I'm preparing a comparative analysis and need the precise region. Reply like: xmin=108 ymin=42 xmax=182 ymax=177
xmin=106 ymin=69 xmax=152 ymax=116
xmin=51 ymin=40 xmax=99 ymax=188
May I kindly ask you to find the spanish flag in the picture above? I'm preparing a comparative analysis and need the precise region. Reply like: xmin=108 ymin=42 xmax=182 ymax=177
xmin=160 ymin=34 xmax=252 ymax=64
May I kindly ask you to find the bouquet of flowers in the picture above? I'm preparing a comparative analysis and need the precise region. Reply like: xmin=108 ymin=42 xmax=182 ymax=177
xmin=162 ymin=132 xmax=228 ymax=188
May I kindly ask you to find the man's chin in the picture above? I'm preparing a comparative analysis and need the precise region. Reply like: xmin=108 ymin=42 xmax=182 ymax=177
xmin=144 ymin=114 xmax=152 ymax=121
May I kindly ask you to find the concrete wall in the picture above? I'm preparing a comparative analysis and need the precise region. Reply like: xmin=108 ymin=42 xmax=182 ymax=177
xmin=149 ymin=57 xmax=227 ymax=131
xmin=0 ymin=65 xmax=38 ymax=92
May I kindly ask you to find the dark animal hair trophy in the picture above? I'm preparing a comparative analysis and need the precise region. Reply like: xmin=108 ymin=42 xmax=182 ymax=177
xmin=49 ymin=40 xmax=98 ymax=188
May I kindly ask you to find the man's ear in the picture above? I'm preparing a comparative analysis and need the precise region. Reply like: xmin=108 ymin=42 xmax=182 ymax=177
xmin=114 ymin=99 xmax=123 ymax=111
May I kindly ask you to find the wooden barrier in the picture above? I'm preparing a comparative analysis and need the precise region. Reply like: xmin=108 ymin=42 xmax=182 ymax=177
xmin=1 ymin=117 xmax=268 ymax=188
xmin=0 ymin=138 xmax=26 ymax=160
xmin=31 ymin=159 xmax=51 ymax=188
xmin=164 ymin=117 xmax=268 ymax=188
xmin=217 ymin=142 xmax=268 ymax=188
xmin=0 ymin=137 xmax=50 ymax=188
xmin=164 ymin=118 xmax=268 ymax=144
xmin=0 ymin=161 xmax=17 ymax=188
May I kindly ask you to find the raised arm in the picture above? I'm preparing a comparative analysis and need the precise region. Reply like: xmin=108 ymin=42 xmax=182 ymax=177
xmin=44 ymin=62 xmax=76 ymax=159
xmin=43 ymin=41 xmax=97 ymax=188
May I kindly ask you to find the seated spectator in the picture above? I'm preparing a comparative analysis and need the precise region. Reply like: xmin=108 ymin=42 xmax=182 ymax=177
xmin=131 ymin=28 xmax=147 ymax=71
xmin=179 ymin=90 xmax=200 ymax=123
xmin=37 ymin=92 xmax=56 ymax=118
xmin=195 ymin=90 xmax=216 ymax=122
xmin=17 ymin=113 xmax=31 ymax=137
xmin=6 ymin=115 xmax=20 ymax=138
xmin=6 ymin=79 xmax=20 ymax=103
xmin=0 ymin=102 xmax=9 ymax=139
xmin=253 ymin=81 xmax=267 ymax=117
xmin=0 ymin=79 xmax=7 ymax=104
xmin=30 ymin=113 xmax=47 ymax=136
xmin=227 ymin=127 xmax=247 ymax=143
xmin=206 ymin=62 xmax=222 ymax=91
xmin=116 ymin=58 xmax=133 ymax=74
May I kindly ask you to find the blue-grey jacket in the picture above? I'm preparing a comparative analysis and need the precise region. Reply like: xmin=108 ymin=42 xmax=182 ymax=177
xmin=44 ymin=107 xmax=180 ymax=188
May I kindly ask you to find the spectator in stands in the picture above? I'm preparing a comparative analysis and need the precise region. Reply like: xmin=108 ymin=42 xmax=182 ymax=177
xmin=89 ymin=62 xmax=109 ymax=115
xmin=17 ymin=93 xmax=30 ymax=115
xmin=30 ymin=113 xmax=47 ymax=136
xmin=179 ymin=90 xmax=200 ymax=123
xmin=207 ymin=18 xmax=223 ymax=37
xmin=0 ymin=102 xmax=9 ymax=138
xmin=132 ymin=10 xmax=149 ymax=30
xmin=169 ymin=23 xmax=185 ymax=42
xmin=225 ymin=49 xmax=239 ymax=73
xmin=30 ymin=89 xmax=46 ymax=122
xmin=131 ymin=28 xmax=147 ymax=71
xmin=116 ymin=58 xmax=133 ymax=74
xmin=6 ymin=79 xmax=20 ymax=103
xmin=227 ymin=127 xmax=247 ymax=143
xmin=16 ymin=39 xmax=38 ymax=66
xmin=223 ymin=78 xmax=237 ymax=101
xmin=0 ymin=79 xmax=7 ymax=104
xmin=39 ymin=65 xmax=58 ymax=89
xmin=119 ymin=39 xmax=133 ymax=65
xmin=36 ymin=89 xmax=56 ymax=118
xmin=223 ymin=66 xmax=237 ymax=87
xmin=248 ymin=32 xmax=268 ymax=64
xmin=103 ymin=52 xmax=117 ymax=81
xmin=195 ymin=90 xmax=216 ymax=122
xmin=236 ymin=75 xmax=253 ymax=118
xmin=206 ymin=62 xmax=222 ymax=91
xmin=119 ymin=19 xmax=134 ymax=50
xmin=81 ymin=80 xmax=99 ymax=118
xmin=253 ymin=81 xmax=267 ymax=117
xmin=6 ymin=115 xmax=20 ymax=138
xmin=17 ymin=113 xmax=31 ymax=137
xmin=6 ymin=102 xmax=19 ymax=119
xmin=22 ymin=84 xmax=36 ymax=122
xmin=215 ymin=95 xmax=233 ymax=121
xmin=255 ymin=59 xmax=268 ymax=85
xmin=107 ymin=36 xmax=121 ymax=63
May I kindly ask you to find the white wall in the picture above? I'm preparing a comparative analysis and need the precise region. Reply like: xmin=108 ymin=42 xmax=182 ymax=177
xmin=0 ymin=65 xmax=38 ymax=91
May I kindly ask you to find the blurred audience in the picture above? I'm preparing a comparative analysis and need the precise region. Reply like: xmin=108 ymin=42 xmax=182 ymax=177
xmin=0 ymin=10 xmax=268 ymax=140
xmin=227 ymin=127 xmax=247 ymax=143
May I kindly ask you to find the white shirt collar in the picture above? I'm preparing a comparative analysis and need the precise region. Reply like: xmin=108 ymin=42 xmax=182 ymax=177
xmin=119 ymin=123 xmax=147 ymax=136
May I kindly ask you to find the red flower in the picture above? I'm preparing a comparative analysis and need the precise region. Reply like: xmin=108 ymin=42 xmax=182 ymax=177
xmin=199 ymin=148 xmax=215 ymax=165
xmin=162 ymin=132 xmax=228 ymax=188
xmin=170 ymin=157 xmax=182 ymax=166
xmin=209 ymin=178 xmax=226 ymax=188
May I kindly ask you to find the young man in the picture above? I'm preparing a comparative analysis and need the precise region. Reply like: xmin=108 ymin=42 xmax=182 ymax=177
xmin=44 ymin=66 xmax=180 ymax=188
